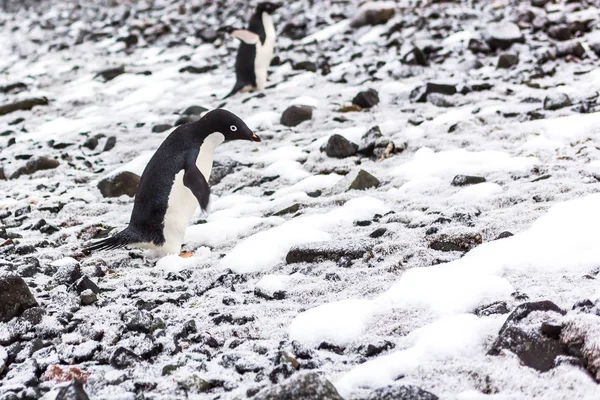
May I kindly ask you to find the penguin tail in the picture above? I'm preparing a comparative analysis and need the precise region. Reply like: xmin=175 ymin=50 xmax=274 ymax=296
xmin=83 ymin=228 xmax=136 ymax=253
xmin=222 ymin=80 xmax=248 ymax=99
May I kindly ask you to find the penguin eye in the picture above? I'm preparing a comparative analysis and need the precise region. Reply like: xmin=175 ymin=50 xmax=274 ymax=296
xmin=230 ymin=125 xmax=237 ymax=132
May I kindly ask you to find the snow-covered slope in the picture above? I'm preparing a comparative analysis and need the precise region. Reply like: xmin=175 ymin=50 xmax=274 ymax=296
xmin=1 ymin=0 xmax=600 ymax=399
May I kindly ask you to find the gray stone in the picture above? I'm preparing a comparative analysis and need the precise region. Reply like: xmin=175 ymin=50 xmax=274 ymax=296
xmin=410 ymin=83 xmax=457 ymax=103
xmin=254 ymin=372 xmax=343 ymax=400
xmin=53 ymin=260 xmax=82 ymax=286
xmin=352 ymin=88 xmax=379 ymax=109
xmin=497 ymin=53 xmax=519 ymax=69
xmin=80 ymin=289 xmax=97 ymax=306
xmin=152 ymin=124 xmax=173 ymax=133
xmin=451 ymin=175 xmax=486 ymax=186
xmin=9 ymin=156 xmax=59 ymax=179
xmin=325 ymin=134 xmax=358 ymax=158
xmin=281 ymin=105 xmax=313 ymax=127
xmin=97 ymin=171 xmax=140 ymax=198
xmin=286 ymin=240 xmax=372 ymax=264
xmin=543 ymin=93 xmax=572 ymax=111
xmin=427 ymin=93 xmax=456 ymax=108
xmin=0 ymin=272 xmax=38 ymax=322
xmin=484 ymin=21 xmax=524 ymax=50
xmin=364 ymin=384 xmax=439 ymax=400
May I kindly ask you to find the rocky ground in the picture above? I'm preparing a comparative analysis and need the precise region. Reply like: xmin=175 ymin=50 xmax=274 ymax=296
xmin=1 ymin=0 xmax=600 ymax=399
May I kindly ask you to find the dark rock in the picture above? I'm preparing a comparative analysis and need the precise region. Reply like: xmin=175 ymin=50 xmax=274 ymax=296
xmin=117 ymin=34 xmax=138 ymax=48
xmin=359 ymin=340 xmax=395 ymax=358
xmin=55 ymin=379 xmax=90 ymax=400
xmin=543 ymin=93 xmax=572 ymax=111
xmin=122 ymin=310 xmax=154 ymax=333
xmin=547 ymin=25 xmax=572 ymax=41
xmin=429 ymin=232 xmax=482 ymax=252
xmin=54 ymin=259 xmax=82 ymax=286
xmin=73 ymin=276 xmax=100 ymax=294
xmin=83 ymin=137 xmax=99 ymax=150
xmin=273 ymin=204 xmax=300 ymax=217
xmin=281 ymin=105 xmax=313 ymax=127
xmin=9 ymin=156 xmax=59 ymax=179
xmin=293 ymin=61 xmax=318 ymax=72
xmin=175 ymin=115 xmax=199 ymax=126
xmin=40 ymin=224 xmax=60 ymax=235
xmin=196 ymin=27 xmax=218 ymax=43
xmin=0 ymin=82 xmax=27 ymax=94
xmin=80 ymin=289 xmax=97 ymax=306
xmin=179 ymin=65 xmax=218 ymax=74
xmin=103 ymin=136 xmax=117 ymax=152
xmin=410 ymin=83 xmax=456 ymax=103
xmin=352 ymin=89 xmax=379 ymax=109
xmin=357 ymin=126 xmax=398 ymax=161
xmin=0 ymin=167 xmax=5 ymax=180
xmin=95 ymin=66 xmax=125 ymax=82
xmin=364 ymin=385 xmax=439 ymax=400
xmin=152 ymin=124 xmax=172 ymax=133
xmin=0 ymin=272 xmax=38 ymax=322
xmin=8 ymin=117 xmax=24 ymax=125
xmin=97 ymin=171 xmax=140 ymax=198
xmin=182 ymin=105 xmax=208 ymax=116
xmin=286 ymin=241 xmax=371 ymax=264
xmin=484 ymin=22 xmax=524 ymax=50
xmin=555 ymin=41 xmax=585 ymax=59
xmin=254 ymin=372 xmax=343 ymax=400
xmin=497 ymin=53 xmax=519 ymax=69
xmin=209 ymin=157 xmax=241 ymax=186
xmin=280 ymin=22 xmax=308 ymax=40
xmin=468 ymin=38 xmax=491 ymax=54
xmin=369 ymin=227 xmax=387 ymax=238
xmin=325 ymin=134 xmax=358 ymax=158
xmin=0 ymin=97 xmax=48 ymax=116
xmin=488 ymin=301 xmax=567 ymax=372
xmin=332 ymin=169 xmax=381 ymax=192
xmin=109 ymin=347 xmax=140 ymax=369
xmin=531 ymin=0 xmax=551 ymax=7
xmin=475 ymin=301 xmax=510 ymax=317
xmin=561 ymin=313 xmax=600 ymax=380
xmin=451 ymin=175 xmax=486 ymax=186
xmin=496 ymin=231 xmax=514 ymax=240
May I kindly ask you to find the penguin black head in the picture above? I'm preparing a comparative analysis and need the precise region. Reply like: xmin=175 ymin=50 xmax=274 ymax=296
xmin=256 ymin=2 xmax=282 ymax=14
xmin=201 ymin=109 xmax=261 ymax=142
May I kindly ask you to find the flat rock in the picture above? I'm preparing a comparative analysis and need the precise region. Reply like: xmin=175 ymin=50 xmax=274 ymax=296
xmin=97 ymin=171 xmax=140 ymax=198
xmin=286 ymin=240 xmax=372 ymax=264
xmin=0 ymin=272 xmax=38 ymax=322
xmin=484 ymin=21 xmax=524 ymax=50
xmin=352 ymin=88 xmax=379 ymax=109
xmin=325 ymin=134 xmax=358 ymax=158
xmin=281 ymin=105 xmax=313 ymax=127
xmin=9 ymin=156 xmax=59 ymax=179
xmin=0 ymin=97 xmax=48 ymax=116
xmin=254 ymin=372 xmax=343 ymax=400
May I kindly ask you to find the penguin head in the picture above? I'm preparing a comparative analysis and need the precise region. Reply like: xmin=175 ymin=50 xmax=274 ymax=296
xmin=256 ymin=2 xmax=282 ymax=14
xmin=202 ymin=109 xmax=261 ymax=143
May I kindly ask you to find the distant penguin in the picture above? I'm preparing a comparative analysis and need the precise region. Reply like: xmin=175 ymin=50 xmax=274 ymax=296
xmin=219 ymin=2 xmax=281 ymax=99
xmin=85 ymin=109 xmax=261 ymax=255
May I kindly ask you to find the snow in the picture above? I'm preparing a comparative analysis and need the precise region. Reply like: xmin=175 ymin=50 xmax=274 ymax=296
xmin=255 ymin=274 xmax=289 ymax=294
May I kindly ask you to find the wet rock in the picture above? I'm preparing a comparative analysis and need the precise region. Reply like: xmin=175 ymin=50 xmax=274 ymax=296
xmin=281 ymin=105 xmax=313 ymax=127
xmin=410 ymin=83 xmax=457 ymax=103
xmin=451 ymin=175 xmax=486 ymax=186
xmin=254 ymin=372 xmax=343 ymax=400
xmin=179 ymin=65 xmax=218 ymax=74
xmin=484 ymin=22 xmax=524 ymax=50
xmin=9 ymin=156 xmax=59 ymax=179
xmin=543 ymin=93 xmax=572 ymax=111
xmin=0 ymin=97 xmax=48 ymax=116
xmin=110 ymin=347 xmax=141 ymax=369
xmin=97 ymin=171 xmax=140 ymax=198
xmin=53 ymin=259 xmax=82 ymax=286
xmin=325 ymin=134 xmax=358 ymax=158
xmin=364 ymin=384 xmax=439 ymax=400
xmin=497 ymin=53 xmax=519 ymax=69
xmin=152 ymin=124 xmax=172 ymax=133
xmin=286 ymin=240 xmax=372 ymax=264
xmin=95 ymin=66 xmax=125 ymax=82
xmin=55 ymin=379 xmax=90 ymax=400
xmin=103 ymin=136 xmax=117 ymax=152
xmin=352 ymin=88 xmax=379 ymax=109
xmin=488 ymin=301 xmax=567 ymax=372
xmin=475 ymin=301 xmax=510 ymax=317
xmin=0 ymin=272 xmax=38 ymax=322
xmin=429 ymin=232 xmax=482 ymax=252
xmin=80 ymin=289 xmax=97 ymax=306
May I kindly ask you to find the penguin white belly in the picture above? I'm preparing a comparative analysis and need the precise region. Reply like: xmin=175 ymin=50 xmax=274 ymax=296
xmin=160 ymin=133 xmax=225 ymax=254
xmin=255 ymin=12 xmax=276 ymax=90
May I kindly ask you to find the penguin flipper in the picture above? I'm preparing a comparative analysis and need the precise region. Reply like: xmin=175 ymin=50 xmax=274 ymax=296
xmin=83 ymin=228 xmax=135 ymax=252
xmin=230 ymin=30 xmax=260 ymax=45
xmin=183 ymin=152 xmax=211 ymax=212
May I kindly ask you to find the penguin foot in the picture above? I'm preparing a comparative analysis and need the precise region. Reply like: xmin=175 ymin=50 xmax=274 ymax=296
xmin=179 ymin=251 xmax=194 ymax=258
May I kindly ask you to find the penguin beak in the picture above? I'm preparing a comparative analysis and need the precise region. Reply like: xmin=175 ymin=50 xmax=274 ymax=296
xmin=272 ymin=2 xmax=282 ymax=11
xmin=251 ymin=133 xmax=262 ymax=142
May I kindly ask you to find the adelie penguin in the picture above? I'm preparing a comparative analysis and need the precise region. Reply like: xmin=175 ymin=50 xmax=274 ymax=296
xmin=84 ymin=109 xmax=260 ymax=256
xmin=219 ymin=2 xmax=282 ymax=99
